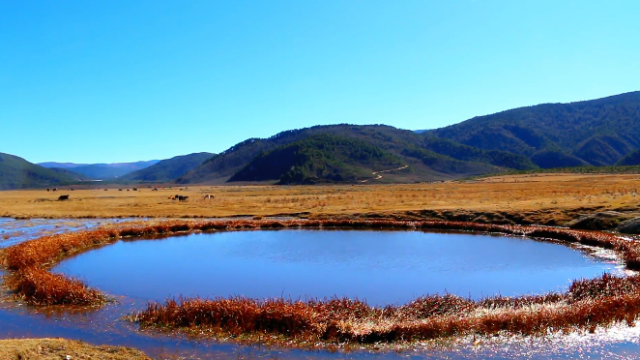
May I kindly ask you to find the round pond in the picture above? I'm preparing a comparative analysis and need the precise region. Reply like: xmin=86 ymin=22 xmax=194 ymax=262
xmin=53 ymin=230 xmax=620 ymax=304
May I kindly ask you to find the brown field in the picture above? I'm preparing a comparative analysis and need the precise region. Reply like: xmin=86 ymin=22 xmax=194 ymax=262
xmin=1 ymin=174 xmax=640 ymax=226
xmin=0 ymin=338 xmax=152 ymax=360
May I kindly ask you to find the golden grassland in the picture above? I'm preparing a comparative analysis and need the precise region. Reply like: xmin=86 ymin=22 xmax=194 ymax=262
xmin=0 ymin=338 xmax=152 ymax=360
xmin=4 ymin=218 xmax=640 ymax=348
xmin=0 ymin=173 xmax=639 ymax=222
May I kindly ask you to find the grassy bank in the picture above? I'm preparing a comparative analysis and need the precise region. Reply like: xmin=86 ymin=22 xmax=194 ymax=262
xmin=2 ymin=218 xmax=640 ymax=347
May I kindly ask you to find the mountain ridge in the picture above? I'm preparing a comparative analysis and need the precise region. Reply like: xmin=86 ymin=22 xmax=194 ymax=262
xmin=0 ymin=153 xmax=85 ymax=190
xmin=121 ymin=153 xmax=214 ymax=182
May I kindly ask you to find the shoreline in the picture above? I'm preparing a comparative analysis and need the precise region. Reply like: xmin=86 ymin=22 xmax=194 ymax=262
xmin=2 ymin=219 xmax=640 ymax=350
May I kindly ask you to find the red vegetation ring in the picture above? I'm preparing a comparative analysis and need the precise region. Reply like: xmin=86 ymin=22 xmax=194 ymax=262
xmin=2 ymin=219 xmax=640 ymax=345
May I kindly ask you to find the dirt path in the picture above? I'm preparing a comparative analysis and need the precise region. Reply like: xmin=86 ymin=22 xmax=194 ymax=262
xmin=372 ymin=165 xmax=409 ymax=176
xmin=361 ymin=165 xmax=409 ymax=182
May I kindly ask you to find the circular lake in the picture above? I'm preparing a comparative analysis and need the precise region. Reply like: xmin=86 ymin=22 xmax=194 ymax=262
xmin=54 ymin=230 xmax=620 ymax=305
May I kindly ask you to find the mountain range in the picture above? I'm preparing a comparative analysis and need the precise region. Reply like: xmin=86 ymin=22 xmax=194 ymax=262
xmin=429 ymin=91 xmax=640 ymax=167
xmin=2 ymin=91 xmax=640 ymax=189
xmin=0 ymin=153 xmax=213 ymax=190
xmin=0 ymin=153 xmax=87 ymax=190
xmin=39 ymin=160 xmax=160 ymax=180
xmin=177 ymin=91 xmax=640 ymax=184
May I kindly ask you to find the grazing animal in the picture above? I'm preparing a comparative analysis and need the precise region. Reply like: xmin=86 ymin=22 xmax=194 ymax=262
xmin=46 ymin=188 xmax=50 ymax=192
xmin=52 ymin=188 xmax=57 ymax=192
xmin=133 ymin=188 xmax=137 ymax=191
xmin=119 ymin=189 xmax=122 ymax=191
xmin=104 ymin=189 xmax=108 ymax=191
xmin=177 ymin=195 xmax=189 ymax=202
xmin=203 ymin=194 xmax=214 ymax=200
xmin=58 ymin=195 xmax=69 ymax=201
xmin=152 ymin=188 xmax=158 ymax=191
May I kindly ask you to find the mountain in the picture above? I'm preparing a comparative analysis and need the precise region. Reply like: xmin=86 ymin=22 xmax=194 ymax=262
xmin=420 ymin=136 xmax=536 ymax=170
xmin=38 ymin=162 xmax=82 ymax=169
xmin=428 ymin=91 xmax=640 ymax=167
xmin=179 ymin=124 xmax=535 ymax=185
xmin=0 ymin=152 xmax=85 ymax=190
xmin=39 ymin=160 xmax=159 ymax=180
xmin=177 ymin=125 xmax=419 ymax=184
xmin=530 ymin=150 xmax=590 ymax=168
xmin=229 ymin=134 xmax=405 ymax=184
xmin=120 ymin=152 xmax=214 ymax=182
xmin=617 ymin=149 xmax=640 ymax=166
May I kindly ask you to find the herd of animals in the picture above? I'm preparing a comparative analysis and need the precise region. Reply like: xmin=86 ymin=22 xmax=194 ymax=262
xmin=45 ymin=187 xmax=214 ymax=202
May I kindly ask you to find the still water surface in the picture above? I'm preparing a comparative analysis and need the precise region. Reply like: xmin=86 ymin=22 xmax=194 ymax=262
xmin=54 ymin=230 xmax=617 ymax=304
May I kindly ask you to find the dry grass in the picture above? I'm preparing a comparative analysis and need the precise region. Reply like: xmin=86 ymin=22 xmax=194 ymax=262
xmin=0 ymin=173 xmax=639 ymax=222
xmin=132 ymin=281 xmax=640 ymax=345
xmin=3 ymin=217 xmax=640 ymax=345
xmin=3 ymin=267 xmax=107 ymax=306
xmin=0 ymin=338 xmax=152 ymax=360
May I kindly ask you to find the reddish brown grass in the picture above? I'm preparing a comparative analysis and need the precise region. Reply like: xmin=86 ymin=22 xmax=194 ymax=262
xmin=2 ymin=218 xmax=640 ymax=343
xmin=132 ymin=274 xmax=640 ymax=344
xmin=3 ymin=267 xmax=106 ymax=306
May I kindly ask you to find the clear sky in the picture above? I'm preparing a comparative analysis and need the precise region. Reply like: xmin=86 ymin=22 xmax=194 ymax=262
xmin=1 ymin=0 xmax=639 ymax=163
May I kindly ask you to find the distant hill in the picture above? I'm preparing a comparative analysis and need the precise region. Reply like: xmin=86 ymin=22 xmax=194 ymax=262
xmin=617 ymin=149 xmax=640 ymax=166
xmin=40 ymin=160 xmax=159 ymax=180
xmin=421 ymin=136 xmax=536 ymax=170
xmin=0 ymin=152 xmax=84 ymax=190
xmin=179 ymin=124 xmax=535 ymax=185
xmin=530 ymin=150 xmax=590 ymax=168
xmin=229 ymin=134 xmax=404 ymax=184
xmin=38 ymin=162 xmax=81 ymax=169
xmin=177 ymin=125 xmax=421 ymax=184
xmin=121 ymin=152 xmax=214 ymax=182
xmin=428 ymin=91 xmax=640 ymax=167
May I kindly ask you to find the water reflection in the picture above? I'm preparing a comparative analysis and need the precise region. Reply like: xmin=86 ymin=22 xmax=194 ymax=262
xmin=55 ymin=230 xmax=620 ymax=304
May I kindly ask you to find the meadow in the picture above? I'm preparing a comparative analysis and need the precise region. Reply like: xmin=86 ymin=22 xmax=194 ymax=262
xmin=0 ymin=174 xmax=639 ymax=226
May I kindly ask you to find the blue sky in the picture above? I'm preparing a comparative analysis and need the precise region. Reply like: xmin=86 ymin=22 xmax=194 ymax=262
xmin=1 ymin=0 xmax=639 ymax=163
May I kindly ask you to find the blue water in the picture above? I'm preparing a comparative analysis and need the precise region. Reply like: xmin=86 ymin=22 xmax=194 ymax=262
xmin=0 ymin=217 xmax=139 ymax=248
xmin=54 ymin=230 xmax=618 ymax=304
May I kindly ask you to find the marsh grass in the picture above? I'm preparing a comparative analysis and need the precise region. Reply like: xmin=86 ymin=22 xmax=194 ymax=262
xmin=2 ymin=218 xmax=640 ymax=343
xmin=132 ymin=274 xmax=640 ymax=344
xmin=3 ymin=267 xmax=107 ymax=306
